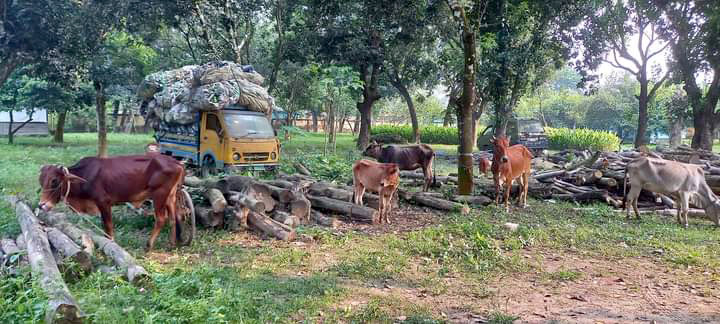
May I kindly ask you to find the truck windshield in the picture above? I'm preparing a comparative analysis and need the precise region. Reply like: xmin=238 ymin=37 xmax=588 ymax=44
xmin=518 ymin=120 xmax=544 ymax=133
xmin=223 ymin=112 xmax=275 ymax=139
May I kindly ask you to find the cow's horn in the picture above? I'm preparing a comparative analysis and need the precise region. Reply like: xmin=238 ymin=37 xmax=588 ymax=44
xmin=62 ymin=166 xmax=70 ymax=175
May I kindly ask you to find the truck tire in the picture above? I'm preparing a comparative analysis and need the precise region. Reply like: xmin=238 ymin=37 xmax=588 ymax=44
xmin=200 ymin=157 xmax=215 ymax=178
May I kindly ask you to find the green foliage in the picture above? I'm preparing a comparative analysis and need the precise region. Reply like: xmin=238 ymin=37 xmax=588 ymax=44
xmin=0 ymin=272 xmax=47 ymax=323
xmin=372 ymin=125 xmax=467 ymax=145
xmin=545 ymin=127 xmax=621 ymax=151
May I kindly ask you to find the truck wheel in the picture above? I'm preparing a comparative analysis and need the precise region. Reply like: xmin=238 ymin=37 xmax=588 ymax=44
xmin=200 ymin=157 xmax=215 ymax=178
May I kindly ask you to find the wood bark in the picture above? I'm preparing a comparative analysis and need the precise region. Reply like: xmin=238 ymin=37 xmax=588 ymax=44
xmin=196 ymin=206 xmax=224 ymax=228
xmin=204 ymin=188 xmax=227 ymax=214
xmin=310 ymin=210 xmax=340 ymax=228
xmin=14 ymin=200 xmax=85 ymax=323
xmin=399 ymin=190 xmax=470 ymax=214
xmin=308 ymin=181 xmax=389 ymax=210
xmin=294 ymin=162 xmax=311 ymax=176
xmin=390 ymin=70 xmax=420 ymax=143
xmin=452 ymin=195 xmax=492 ymax=206
xmin=307 ymin=195 xmax=379 ymax=224
xmin=1 ymin=237 xmax=21 ymax=256
xmin=46 ymin=227 xmax=93 ymax=274
xmin=227 ymin=191 xmax=266 ymax=213
xmin=533 ymin=170 xmax=567 ymax=181
xmin=356 ymin=62 xmax=381 ymax=149
xmin=272 ymin=210 xmax=300 ymax=227
xmin=16 ymin=233 xmax=26 ymax=250
xmin=553 ymin=190 xmax=622 ymax=208
xmin=54 ymin=110 xmax=67 ymax=143
xmin=248 ymin=211 xmax=296 ymax=241
xmin=94 ymin=80 xmax=108 ymax=158
xmin=91 ymin=232 xmax=151 ymax=286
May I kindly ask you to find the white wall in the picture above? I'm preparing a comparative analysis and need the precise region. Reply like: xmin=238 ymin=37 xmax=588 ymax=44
xmin=0 ymin=109 xmax=48 ymax=123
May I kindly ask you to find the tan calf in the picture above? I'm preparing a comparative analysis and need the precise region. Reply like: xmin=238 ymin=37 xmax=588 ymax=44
xmin=352 ymin=159 xmax=400 ymax=224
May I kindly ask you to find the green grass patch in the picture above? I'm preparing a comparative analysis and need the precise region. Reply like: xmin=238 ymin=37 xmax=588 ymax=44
xmin=541 ymin=269 xmax=582 ymax=282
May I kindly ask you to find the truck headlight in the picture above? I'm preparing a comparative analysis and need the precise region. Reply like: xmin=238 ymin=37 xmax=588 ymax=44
xmin=233 ymin=153 xmax=241 ymax=161
xmin=271 ymin=152 xmax=277 ymax=160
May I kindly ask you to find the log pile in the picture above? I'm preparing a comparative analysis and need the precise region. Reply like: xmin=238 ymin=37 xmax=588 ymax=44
xmin=524 ymin=145 xmax=720 ymax=209
xmin=2 ymin=197 xmax=158 ymax=323
xmin=183 ymin=171 xmax=474 ymax=237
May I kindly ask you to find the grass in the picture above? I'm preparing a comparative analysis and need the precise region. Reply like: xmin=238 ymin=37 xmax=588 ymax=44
xmin=2 ymin=132 xmax=720 ymax=322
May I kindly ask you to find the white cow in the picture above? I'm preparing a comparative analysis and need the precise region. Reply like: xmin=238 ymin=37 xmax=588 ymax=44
xmin=624 ymin=157 xmax=720 ymax=227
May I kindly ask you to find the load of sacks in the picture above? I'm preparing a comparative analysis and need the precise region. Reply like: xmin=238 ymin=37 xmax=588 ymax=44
xmin=138 ymin=61 xmax=274 ymax=127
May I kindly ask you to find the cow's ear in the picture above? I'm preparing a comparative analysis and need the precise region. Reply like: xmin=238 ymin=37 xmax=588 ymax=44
xmin=490 ymin=136 xmax=496 ymax=143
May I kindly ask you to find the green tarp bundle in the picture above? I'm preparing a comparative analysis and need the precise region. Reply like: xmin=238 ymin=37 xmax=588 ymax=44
xmin=138 ymin=61 xmax=273 ymax=126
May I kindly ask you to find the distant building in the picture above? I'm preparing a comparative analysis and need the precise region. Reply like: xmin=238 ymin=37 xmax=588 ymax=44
xmin=0 ymin=109 xmax=49 ymax=136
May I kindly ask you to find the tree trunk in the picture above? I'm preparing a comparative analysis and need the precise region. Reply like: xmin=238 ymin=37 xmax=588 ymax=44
xmin=14 ymin=199 xmax=85 ymax=323
xmin=391 ymin=72 xmax=420 ymax=143
xmin=307 ymin=195 xmax=380 ymax=224
xmin=443 ymin=85 xmax=460 ymax=127
xmin=356 ymin=64 xmax=381 ymax=149
xmin=94 ymin=81 xmax=108 ymax=158
xmin=312 ymin=110 xmax=319 ymax=132
xmin=54 ymin=110 xmax=67 ymax=143
xmin=353 ymin=112 xmax=360 ymax=135
xmin=634 ymin=81 xmax=649 ymax=148
xmin=457 ymin=22 xmax=477 ymax=195
xmin=0 ymin=53 xmax=22 ymax=89
xmin=669 ymin=115 xmax=683 ymax=148
xmin=91 ymin=232 xmax=151 ymax=286
xmin=111 ymin=100 xmax=120 ymax=132
xmin=8 ymin=110 xmax=13 ymax=144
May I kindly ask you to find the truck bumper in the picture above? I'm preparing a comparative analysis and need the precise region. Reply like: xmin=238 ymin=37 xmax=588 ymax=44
xmin=225 ymin=163 xmax=279 ymax=172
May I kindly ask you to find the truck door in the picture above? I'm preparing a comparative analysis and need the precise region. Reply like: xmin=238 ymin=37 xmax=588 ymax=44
xmin=200 ymin=112 xmax=224 ymax=167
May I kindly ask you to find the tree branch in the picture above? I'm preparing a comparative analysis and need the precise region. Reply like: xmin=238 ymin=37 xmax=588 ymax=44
xmin=604 ymin=49 xmax=638 ymax=75
xmin=648 ymin=70 xmax=670 ymax=99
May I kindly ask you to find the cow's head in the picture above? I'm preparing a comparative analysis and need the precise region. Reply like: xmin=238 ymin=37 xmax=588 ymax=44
xmin=491 ymin=135 xmax=511 ymax=164
xmin=382 ymin=163 xmax=400 ymax=190
xmin=38 ymin=165 xmax=86 ymax=211
xmin=363 ymin=141 xmax=383 ymax=159
xmin=478 ymin=157 xmax=492 ymax=176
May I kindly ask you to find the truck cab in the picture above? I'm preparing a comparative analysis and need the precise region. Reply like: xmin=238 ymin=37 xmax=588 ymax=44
xmin=477 ymin=118 xmax=548 ymax=155
xmin=156 ymin=105 xmax=280 ymax=176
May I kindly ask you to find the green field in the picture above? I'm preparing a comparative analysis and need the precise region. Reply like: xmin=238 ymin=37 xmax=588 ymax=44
xmin=1 ymin=133 xmax=720 ymax=323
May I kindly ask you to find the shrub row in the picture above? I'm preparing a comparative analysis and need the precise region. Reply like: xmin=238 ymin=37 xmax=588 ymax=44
xmin=371 ymin=125 xmax=461 ymax=145
xmin=544 ymin=127 xmax=620 ymax=151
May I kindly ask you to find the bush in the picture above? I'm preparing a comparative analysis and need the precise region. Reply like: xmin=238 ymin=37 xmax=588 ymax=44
xmin=371 ymin=125 xmax=461 ymax=145
xmin=544 ymin=127 xmax=620 ymax=151
xmin=369 ymin=134 xmax=408 ymax=144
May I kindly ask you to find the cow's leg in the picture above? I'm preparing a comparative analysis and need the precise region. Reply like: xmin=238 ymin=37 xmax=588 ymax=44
xmin=679 ymin=192 xmax=690 ymax=228
xmin=626 ymin=185 xmax=641 ymax=220
xmin=378 ymin=189 xmax=385 ymax=224
xmin=166 ymin=201 xmax=178 ymax=248
xmin=504 ymin=179 xmax=512 ymax=213
xmin=423 ymin=161 xmax=433 ymax=192
xmin=494 ymin=177 xmax=501 ymax=206
xmin=147 ymin=205 xmax=167 ymax=251
xmin=99 ymin=204 xmax=115 ymax=240
xmin=522 ymin=172 xmax=530 ymax=208
xmin=355 ymin=185 xmax=366 ymax=206
xmin=385 ymin=189 xmax=396 ymax=224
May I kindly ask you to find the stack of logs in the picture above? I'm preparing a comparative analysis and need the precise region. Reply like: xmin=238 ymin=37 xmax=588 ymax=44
xmin=1 ymin=197 xmax=150 ymax=324
xmin=527 ymin=145 xmax=720 ymax=217
xmin=183 ymin=172 xmax=478 ymax=241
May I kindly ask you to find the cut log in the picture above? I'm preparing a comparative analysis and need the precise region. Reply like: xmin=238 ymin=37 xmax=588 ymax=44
xmin=294 ymin=162 xmax=312 ymax=176
xmin=574 ymin=170 xmax=602 ymax=186
xmin=290 ymin=196 xmax=311 ymax=224
xmin=90 ymin=233 xmax=151 ymax=287
xmin=399 ymin=190 xmax=470 ymax=214
xmin=226 ymin=206 xmax=250 ymax=231
xmin=307 ymin=181 xmax=391 ymax=210
xmin=452 ymin=195 xmax=493 ymax=206
xmin=14 ymin=199 xmax=85 ymax=323
xmin=262 ymin=179 xmax=296 ymax=189
xmin=553 ymin=190 xmax=622 ymax=208
xmin=257 ymin=183 xmax=295 ymax=203
xmin=553 ymin=179 xmax=591 ymax=194
xmin=217 ymin=176 xmax=276 ymax=212
xmin=310 ymin=210 xmax=340 ymax=228
xmin=248 ymin=211 xmax=296 ymax=241
xmin=1 ymin=237 xmax=21 ymax=257
xmin=272 ymin=210 xmax=301 ymax=227
xmin=705 ymin=175 xmax=720 ymax=188
xmin=602 ymin=170 xmax=626 ymax=182
xmin=36 ymin=213 xmax=95 ymax=256
xmin=307 ymin=195 xmax=380 ymax=224
xmin=655 ymin=208 xmax=712 ymax=220
xmin=45 ymin=227 xmax=93 ymax=274
xmin=204 ymin=188 xmax=227 ymax=214
xmin=227 ymin=191 xmax=266 ymax=213
xmin=596 ymin=177 xmax=618 ymax=188
xmin=184 ymin=176 xmax=213 ymax=187
xmin=399 ymin=171 xmax=457 ymax=184
xmin=533 ymin=170 xmax=567 ymax=181
xmin=196 ymin=206 xmax=224 ymax=228
xmin=16 ymin=233 xmax=26 ymax=250
xmin=566 ymin=151 xmax=601 ymax=171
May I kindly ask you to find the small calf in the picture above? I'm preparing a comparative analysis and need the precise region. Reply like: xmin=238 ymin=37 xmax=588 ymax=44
xmin=478 ymin=157 xmax=492 ymax=177
xmin=352 ymin=159 xmax=400 ymax=224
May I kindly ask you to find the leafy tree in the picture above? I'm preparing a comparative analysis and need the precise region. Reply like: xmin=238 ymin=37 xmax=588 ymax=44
xmin=579 ymin=0 xmax=670 ymax=148
xmin=0 ymin=72 xmax=34 ymax=144
xmin=655 ymin=0 xmax=720 ymax=150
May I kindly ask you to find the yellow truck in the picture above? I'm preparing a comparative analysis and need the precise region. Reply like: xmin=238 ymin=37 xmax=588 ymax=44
xmin=155 ymin=105 xmax=281 ymax=177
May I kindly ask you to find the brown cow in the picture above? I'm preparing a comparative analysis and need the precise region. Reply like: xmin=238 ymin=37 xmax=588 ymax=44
xmin=38 ymin=154 xmax=185 ymax=251
xmin=491 ymin=136 xmax=533 ymax=212
xmin=478 ymin=157 xmax=492 ymax=177
xmin=352 ymin=159 xmax=400 ymax=224
xmin=363 ymin=141 xmax=435 ymax=191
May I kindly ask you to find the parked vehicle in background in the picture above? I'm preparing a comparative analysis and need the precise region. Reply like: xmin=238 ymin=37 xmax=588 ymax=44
xmin=477 ymin=118 xmax=548 ymax=156
xmin=155 ymin=104 xmax=280 ymax=177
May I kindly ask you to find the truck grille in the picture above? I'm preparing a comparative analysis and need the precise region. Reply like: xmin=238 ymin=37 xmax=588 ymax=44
xmin=244 ymin=152 xmax=269 ymax=162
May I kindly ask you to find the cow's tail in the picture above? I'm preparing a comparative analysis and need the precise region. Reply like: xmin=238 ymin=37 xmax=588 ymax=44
xmin=431 ymin=151 xmax=437 ymax=187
